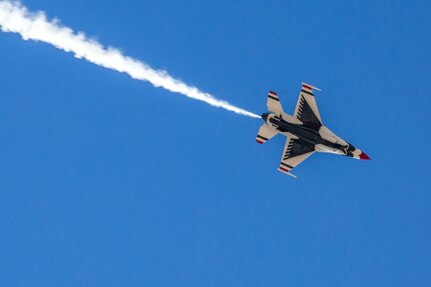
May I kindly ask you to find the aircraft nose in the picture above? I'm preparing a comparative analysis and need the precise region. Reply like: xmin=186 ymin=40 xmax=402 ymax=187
xmin=359 ymin=151 xmax=370 ymax=160
xmin=261 ymin=113 xmax=269 ymax=122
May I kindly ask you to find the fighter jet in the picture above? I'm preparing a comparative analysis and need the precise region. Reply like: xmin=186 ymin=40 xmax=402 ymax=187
xmin=256 ymin=83 xmax=369 ymax=178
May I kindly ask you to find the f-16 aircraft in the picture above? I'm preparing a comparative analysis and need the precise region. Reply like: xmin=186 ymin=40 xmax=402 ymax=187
xmin=256 ymin=83 xmax=369 ymax=178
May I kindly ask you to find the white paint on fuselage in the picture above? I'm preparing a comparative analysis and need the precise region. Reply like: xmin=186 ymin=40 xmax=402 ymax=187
xmin=318 ymin=126 xmax=347 ymax=146
xmin=315 ymin=144 xmax=344 ymax=155
xmin=280 ymin=113 xmax=303 ymax=125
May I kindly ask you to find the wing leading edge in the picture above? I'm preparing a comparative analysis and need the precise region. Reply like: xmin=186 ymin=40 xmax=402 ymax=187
xmin=256 ymin=124 xmax=278 ymax=144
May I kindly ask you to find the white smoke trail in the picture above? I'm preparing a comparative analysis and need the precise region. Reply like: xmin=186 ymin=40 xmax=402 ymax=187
xmin=0 ymin=1 xmax=260 ymax=118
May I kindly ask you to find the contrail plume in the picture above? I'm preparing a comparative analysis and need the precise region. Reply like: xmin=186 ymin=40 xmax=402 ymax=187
xmin=0 ymin=1 xmax=260 ymax=118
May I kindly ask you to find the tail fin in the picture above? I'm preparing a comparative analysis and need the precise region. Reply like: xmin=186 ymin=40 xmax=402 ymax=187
xmin=267 ymin=91 xmax=284 ymax=114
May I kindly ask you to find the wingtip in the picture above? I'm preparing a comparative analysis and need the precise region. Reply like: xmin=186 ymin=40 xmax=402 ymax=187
xmin=302 ymin=82 xmax=321 ymax=91
xmin=278 ymin=168 xmax=297 ymax=178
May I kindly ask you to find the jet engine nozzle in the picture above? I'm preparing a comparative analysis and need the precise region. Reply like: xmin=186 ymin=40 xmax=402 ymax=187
xmin=261 ymin=113 xmax=270 ymax=122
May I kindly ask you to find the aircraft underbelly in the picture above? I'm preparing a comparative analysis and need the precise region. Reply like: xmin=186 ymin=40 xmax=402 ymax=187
xmin=281 ymin=132 xmax=298 ymax=139
xmin=257 ymin=84 xmax=370 ymax=177
xmin=319 ymin=126 xmax=347 ymax=146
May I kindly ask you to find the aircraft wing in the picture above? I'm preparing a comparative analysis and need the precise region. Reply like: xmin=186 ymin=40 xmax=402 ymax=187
xmin=267 ymin=91 xmax=284 ymax=114
xmin=256 ymin=124 xmax=278 ymax=144
xmin=278 ymin=138 xmax=315 ymax=177
xmin=293 ymin=83 xmax=323 ymax=130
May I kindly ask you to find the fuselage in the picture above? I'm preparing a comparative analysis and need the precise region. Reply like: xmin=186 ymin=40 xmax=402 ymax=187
xmin=261 ymin=112 xmax=367 ymax=159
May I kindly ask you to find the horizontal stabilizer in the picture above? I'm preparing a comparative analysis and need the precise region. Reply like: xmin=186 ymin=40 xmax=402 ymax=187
xmin=256 ymin=124 xmax=278 ymax=144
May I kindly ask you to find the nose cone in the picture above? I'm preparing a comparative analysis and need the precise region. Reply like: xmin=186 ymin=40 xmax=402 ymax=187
xmin=359 ymin=151 xmax=370 ymax=160
xmin=261 ymin=113 xmax=269 ymax=122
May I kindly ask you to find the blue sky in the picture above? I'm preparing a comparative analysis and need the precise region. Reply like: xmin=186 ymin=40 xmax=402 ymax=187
xmin=0 ymin=0 xmax=430 ymax=286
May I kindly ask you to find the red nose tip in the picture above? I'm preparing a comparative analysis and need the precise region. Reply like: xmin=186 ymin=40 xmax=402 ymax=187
xmin=359 ymin=151 xmax=370 ymax=160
